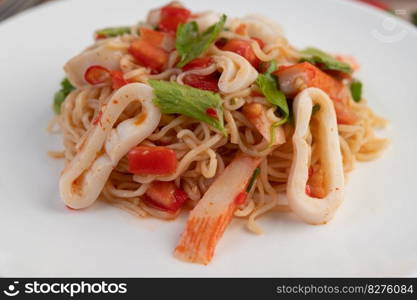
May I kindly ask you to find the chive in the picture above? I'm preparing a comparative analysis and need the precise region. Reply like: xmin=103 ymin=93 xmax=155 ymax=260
xmin=350 ymin=80 xmax=363 ymax=102
xmin=246 ymin=168 xmax=260 ymax=193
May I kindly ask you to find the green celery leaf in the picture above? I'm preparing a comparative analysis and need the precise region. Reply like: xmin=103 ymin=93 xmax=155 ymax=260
xmin=176 ymin=15 xmax=227 ymax=68
xmin=149 ymin=80 xmax=227 ymax=135
xmin=53 ymin=78 xmax=75 ymax=114
xmin=300 ymin=47 xmax=352 ymax=74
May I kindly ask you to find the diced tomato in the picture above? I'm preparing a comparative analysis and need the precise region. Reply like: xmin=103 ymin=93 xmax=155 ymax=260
xmin=129 ymin=39 xmax=168 ymax=72
xmin=128 ymin=146 xmax=177 ymax=175
xmin=234 ymin=191 xmax=247 ymax=205
xmin=222 ymin=39 xmax=260 ymax=68
xmin=183 ymin=74 xmax=219 ymax=92
xmin=205 ymin=107 xmax=218 ymax=119
xmin=182 ymin=57 xmax=214 ymax=71
xmin=84 ymin=65 xmax=111 ymax=85
xmin=274 ymin=62 xmax=357 ymax=124
xmin=251 ymin=37 xmax=265 ymax=49
xmin=159 ymin=5 xmax=191 ymax=33
xmin=110 ymin=71 xmax=128 ymax=90
xmin=306 ymin=165 xmax=326 ymax=199
xmin=235 ymin=24 xmax=247 ymax=35
xmin=140 ymin=27 xmax=175 ymax=51
xmin=144 ymin=181 xmax=188 ymax=213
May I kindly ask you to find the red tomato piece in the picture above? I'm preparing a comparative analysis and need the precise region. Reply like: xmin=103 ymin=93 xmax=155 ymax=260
xmin=84 ymin=65 xmax=111 ymax=85
xmin=110 ymin=71 xmax=128 ymax=90
xmin=159 ymin=6 xmax=191 ymax=33
xmin=251 ymin=37 xmax=265 ymax=49
xmin=205 ymin=107 xmax=218 ymax=119
xmin=183 ymin=74 xmax=219 ymax=92
xmin=234 ymin=191 xmax=248 ymax=205
xmin=128 ymin=146 xmax=177 ymax=175
xmin=222 ymin=39 xmax=260 ymax=68
xmin=129 ymin=39 xmax=168 ymax=72
xmin=182 ymin=57 xmax=214 ymax=71
xmin=144 ymin=181 xmax=188 ymax=212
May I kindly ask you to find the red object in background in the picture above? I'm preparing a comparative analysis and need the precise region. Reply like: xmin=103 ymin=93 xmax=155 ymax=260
xmin=183 ymin=74 xmax=219 ymax=92
xmin=128 ymin=146 xmax=177 ymax=175
xmin=357 ymin=0 xmax=391 ymax=11
xmin=159 ymin=5 xmax=191 ymax=33
xmin=144 ymin=181 xmax=188 ymax=213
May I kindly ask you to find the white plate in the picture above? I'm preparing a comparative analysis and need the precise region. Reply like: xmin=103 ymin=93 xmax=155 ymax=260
xmin=0 ymin=0 xmax=416 ymax=277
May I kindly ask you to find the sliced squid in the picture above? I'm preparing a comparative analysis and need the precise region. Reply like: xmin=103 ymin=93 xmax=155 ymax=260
xmin=211 ymin=49 xmax=258 ymax=94
xmin=64 ymin=45 xmax=124 ymax=88
xmin=60 ymin=83 xmax=161 ymax=209
xmin=287 ymin=88 xmax=344 ymax=225
xmin=191 ymin=11 xmax=226 ymax=32
xmin=236 ymin=15 xmax=284 ymax=44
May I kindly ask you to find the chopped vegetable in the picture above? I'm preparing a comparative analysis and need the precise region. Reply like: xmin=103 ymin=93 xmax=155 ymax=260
xmin=182 ymin=74 xmax=219 ymax=92
xmin=110 ymin=71 xmax=129 ymax=90
xmin=246 ymin=167 xmax=260 ymax=192
xmin=300 ymin=47 xmax=352 ymax=74
xmin=242 ymin=103 xmax=285 ymax=145
xmin=350 ymin=80 xmax=362 ymax=102
xmin=182 ymin=57 xmax=214 ymax=71
xmin=222 ymin=38 xmax=260 ymax=68
xmin=140 ymin=27 xmax=175 ymax=51
xmin=84 ymin=65 xmax=111 ymax=85
xmin=256 ymin=61 xmax=289 ymax=123
xmin=255 ymin=61 xmax=289 ymax=145
xmin=94 ymin=26 xmax=130 ymax=39
xmin=174 ymin=153 xmax=261 ymax=264
xmin=53 ymin=78 xmax=75 ymax=114
xmin=234 ymin=191 xmax=248 ymax=205
xmin=128 ymin=146 xmax=177 ymax=175
xmin=159 ymin=5 xmax=191 ymax=33
xmin=274 ymin=62 xmax=357 ymax=124
xmin=176 ymin=14 xmax=227 ymax=68
xmin=149 ymin=80 xmax=226 ymax=135
xmin=129 ymin=39 xmax=168 ymax=72
xmin=144 ymin=181 xmax=188 ymax=213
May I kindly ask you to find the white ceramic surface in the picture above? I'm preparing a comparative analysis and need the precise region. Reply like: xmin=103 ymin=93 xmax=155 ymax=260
xmin=0 ymin=0 xmax=416 ymax=277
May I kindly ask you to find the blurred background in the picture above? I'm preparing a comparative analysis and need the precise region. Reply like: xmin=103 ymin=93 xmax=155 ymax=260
xmin=0 ymin=0 xmax=417 ymax=25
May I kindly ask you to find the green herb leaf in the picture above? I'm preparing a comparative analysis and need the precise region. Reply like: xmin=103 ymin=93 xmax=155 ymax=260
xmin=350 ymin=80 xmax=363 ymax=102
xmin=300 ymin=47 xmax=352 ymax=74
xmin=256 ymin=61 xmax=289 ymax=145
xmin=95 ymin=26 xmax=131 ymax=38
xmin=149 ymin=80 xmax=227 ymax=135
xmin=176 ymin=15 xmax=227 ymax=68
xmin=246 ymin=168 xmax=260 ymax=193
xmin=53 ymin=78 xmax=75 ymax=114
